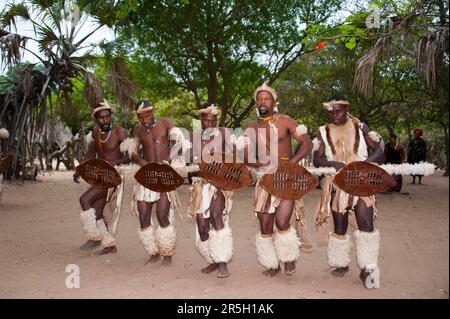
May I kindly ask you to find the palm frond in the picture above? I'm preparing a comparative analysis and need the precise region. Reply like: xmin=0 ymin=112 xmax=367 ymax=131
xmin=35 ymin=23 xmax=58 ymax=57
xmin=0 ymin=3 xmax=30 ymax=29
xmin=20 ymin=65 xmax=34 ymax=98
xmin=83 ymin=72 xmax=104 ymax=107
xmin=0 ymin=31 xmax=27 ymax=67
xmin=108 ymin=57 xmax=136 ymax=109
xmin=61 ymin=90 xmax=74 ymax=113
xmin=415 ymin=27 xmax=449 ymax=88
xmin=33 ymin=0 xmax=56 ymax=10
xmin=353 ymin=36 xmax=391 ymax=97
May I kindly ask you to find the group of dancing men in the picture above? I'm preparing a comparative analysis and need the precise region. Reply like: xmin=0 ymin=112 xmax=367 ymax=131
xmin=74 ymin=82 xmax=383 ymax=289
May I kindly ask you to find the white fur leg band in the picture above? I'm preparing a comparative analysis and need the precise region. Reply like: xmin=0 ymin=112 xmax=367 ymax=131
xmin=273 ymin=226 xmax=301 ymax=263
xmin=196 ymin=238 xmax=213 ymax=264
xmin=97 ymin=218 xmax=115 ymax=247
xmin=137 ymin=226 xmax=159 ymax=256
xmin=255 ymin=233 xmax=279 ymax=270
xmin=354 ymin=229 xmax=380 ymax=269
xmin=327 ymin=233 xmax=352 ymax=268
xmin=209 ymin=225 xmax=233 ymax=263
xmin=80 ymin=209 xmax=102 ymax=241
xmin=155 ymin=224 xmax=177 ymax=256
xmin=101 ymin=230 xmax=116 ymax=247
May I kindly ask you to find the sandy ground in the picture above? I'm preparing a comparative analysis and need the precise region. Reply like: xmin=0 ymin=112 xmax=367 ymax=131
xmin=0 ymin=169 xmax=448 ymax=299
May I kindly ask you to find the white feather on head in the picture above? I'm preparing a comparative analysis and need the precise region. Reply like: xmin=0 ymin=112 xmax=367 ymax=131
xmin=134 ymin=100 xmax=153 ymax=115
xmin=198 ymin=104 xmax=221 ymax=116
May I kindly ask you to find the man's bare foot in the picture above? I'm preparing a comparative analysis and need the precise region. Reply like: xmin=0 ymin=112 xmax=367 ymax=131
xmin=300 ymin=244 xmax=314 ymax=253
xmin=79 ymin=240 xmax=101 ymax=251
xmin=97 ymin=246 xmax=117 ymax=255
xmin=284 ymin=261 xmax=296 ymax=276
xmin=331 ymin=266 xmax=349 ymax=277
xmin=217 ymin=263 xmax=230 ymax=278
xmin=262 ymin=267 xmax=281 ymax=277
xmin=161 ymin=256 xmax=172 ymax=266
xmin=144 ymin=254 xmax=161 ymax=265
xmin=201 ymin=263 xmax=219 ymax=274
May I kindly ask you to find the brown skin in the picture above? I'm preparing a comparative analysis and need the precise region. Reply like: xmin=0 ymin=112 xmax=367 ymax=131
xmin=132 ymin=109 xmax=176 ymax=266
xmin=385 ymin=136 xmax=406 ymax=163
xmin=73 ymin=109 xmax=129 ymax=254
xmin=191 ymin=113 xmax=230 ymax=278
xmin=244 ymin=91 xmax=313 ymax=277
xmin=411 ymin=131 xmax=425 ymax=184
xmin=312 ymin=104 xmax=383 ymax=282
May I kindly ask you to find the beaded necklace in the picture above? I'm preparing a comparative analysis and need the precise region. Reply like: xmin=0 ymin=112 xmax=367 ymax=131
xmin=97 ymin=124 xmax=112 ymax=160
xmin=145 ymin=117 xmax=172 ymax=149
xmin=98 ymin=126 xmax=112 ymax=143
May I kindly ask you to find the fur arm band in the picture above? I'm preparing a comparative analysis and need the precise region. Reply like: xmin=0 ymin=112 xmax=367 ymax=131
xmin=368 ymin=131 xmax=381 ymax=143
xmin=295 ymin=124 xmax=308 ymax=137
xmin=312 ymin=137 xmax=321 ymax=152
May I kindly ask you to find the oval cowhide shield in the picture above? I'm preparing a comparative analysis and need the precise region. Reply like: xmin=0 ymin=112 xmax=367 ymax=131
xmin=199 ymin=152 xmax=253 ymax=191
xmin=134 ymin=162 xmax=184 ymax=192
xmin=260 ymin=163 xmax=319 ymax=200
xmin=75 ymin=158 xmax=122 ymax=188
xmin=0 ymin=154 xmax=13 ymax=175
xmin=333 ymin=161 xmax=397 ymax=196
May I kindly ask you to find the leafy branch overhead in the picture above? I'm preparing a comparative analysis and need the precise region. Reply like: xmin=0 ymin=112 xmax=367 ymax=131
xmin=0 ymin=0 xmax=136 ymax=177
xmin=113 ymin=0 xmax=343 ymax=127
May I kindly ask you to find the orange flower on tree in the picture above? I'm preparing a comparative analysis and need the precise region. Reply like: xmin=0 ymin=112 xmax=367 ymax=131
xmin=316 ymin=42 xmax=326 ymax=50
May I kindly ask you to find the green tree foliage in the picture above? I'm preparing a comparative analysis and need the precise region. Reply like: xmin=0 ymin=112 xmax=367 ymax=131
xmin=0 ymin=0 xmax=132 ymax=176
xmin=109 ymin=0 xmax=342 ymax=127
xmin=277 ymin=0 xmax=449 ymax=169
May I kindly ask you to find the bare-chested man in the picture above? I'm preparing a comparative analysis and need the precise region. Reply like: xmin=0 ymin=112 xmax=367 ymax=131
xmin=186 ymin=103 xmax=233 ymax=278
xmin=312 ymin=94 xmax=383 ymax=289
xmin=129 ymin=100 xmax=186 ymax=266
xmin=73 ymin=100 xmax=129 ymax=255
xmin=243 ymin=82 xmax=313 ymax=277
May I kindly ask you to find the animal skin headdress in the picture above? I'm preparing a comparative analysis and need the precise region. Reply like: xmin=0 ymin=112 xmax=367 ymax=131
xmin=197 ymin=103 xmax=221 ymax=116
xmin=253 ymin=81 xmax=279 ymax=116
xmin=253 ymin=81 xmax=278 ymax=105
xmin=322 ymin=95 xmax=350 ymax=111
xmin=91 ymin=99 xmax=114 ymax=119
xmin=134 ymin=100 xmax=154 ymax=115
